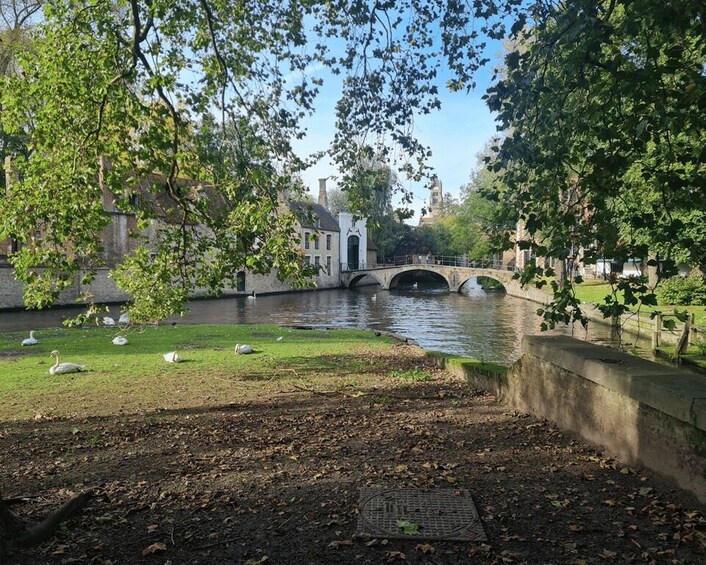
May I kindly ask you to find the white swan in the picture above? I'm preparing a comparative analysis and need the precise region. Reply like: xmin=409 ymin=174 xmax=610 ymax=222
xmin=118 ymin=313 xmax=130 ymax=324
xmin=371 ymin=294 xmax=377 ymax=302
xmin=247 ymin=292 xmax=257 ymax=300
xmin=235 ymin=344 xmax=253 ymax=355
xmin=276 ymin=336 xmax=283 ymax=342
xmin=112 ymin=336 xmax=128 ymax=346
xmin=49 ymin=350 xmax=85 ymax=375
xmin=103 ymin=316 xmax=116 ymax=326
xmin=412 ymin=282 xmax=418 ymax=289
xmin=163 ymin=351 xmax=182 ymax=363
xmin=22 ymin=331 xmax=38 ymax=346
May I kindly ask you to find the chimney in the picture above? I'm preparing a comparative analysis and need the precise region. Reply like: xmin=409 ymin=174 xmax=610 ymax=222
xmin=318 ymin=178 xmax=329 ymax=209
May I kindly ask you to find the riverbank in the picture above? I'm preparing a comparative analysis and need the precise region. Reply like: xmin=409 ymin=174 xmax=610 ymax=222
xmin=1 ymin=325 xmax=704 ymax=564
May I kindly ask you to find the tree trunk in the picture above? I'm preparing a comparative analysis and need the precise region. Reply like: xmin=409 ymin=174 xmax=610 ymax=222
xmin=0 ymin=491 xmax=92 ymax=563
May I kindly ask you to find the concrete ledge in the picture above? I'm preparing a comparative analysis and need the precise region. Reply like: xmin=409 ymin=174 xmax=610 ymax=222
xmin=522 ymin=335 xmax=706 ymax=432
xmin=438 ymin=336 xmax=706 ymax=503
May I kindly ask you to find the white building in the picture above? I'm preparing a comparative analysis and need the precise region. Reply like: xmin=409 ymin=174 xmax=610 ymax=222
xmin=338 ymin=212 xmax=368 ymax=271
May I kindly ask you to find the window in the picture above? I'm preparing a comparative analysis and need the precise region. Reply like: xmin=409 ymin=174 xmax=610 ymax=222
xmin=304 ymin=232 xmax=310 ymax=250
xmin=305 ymin=255 xmax=311 ymax=265
xmin=314 ymin=236 xmax=320 ymax=250
xmin=236 ymin=271 xmax=246 ymax=292
xmin=314 ymin=256 xmax=321 ymax=269
xmin=326 ymin=256 xmax=331 ymax=275
xmin=326 ymin=234 xmax=331 ymax=251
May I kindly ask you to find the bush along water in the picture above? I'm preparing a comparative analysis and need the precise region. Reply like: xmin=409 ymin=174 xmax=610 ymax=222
xmin=656 ymin=274 xmax=706 ymax=306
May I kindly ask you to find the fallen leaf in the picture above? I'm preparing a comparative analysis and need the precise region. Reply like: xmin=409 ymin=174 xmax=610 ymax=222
xmin=600 ymin=548 xmax=617 ymax=560
xmin=416 ymin=543 xmax=436 ymax=554
xmin=385 ymin=550 xmax=406 ymax=562
xmin=328 ymin=539 xmax=353 ymax=549
xmin=146 ymin=524 xmax=158 ymax=533
xmin=141 ymin=542 xmax=167 ymax=556
xmin=244 ymin=557 xmax=268 ymax=565
xmin=396 ymin=519 xmax=421 ymax=535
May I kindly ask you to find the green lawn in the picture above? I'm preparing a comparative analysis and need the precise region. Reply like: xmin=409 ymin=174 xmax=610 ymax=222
xmin=572 ymin=282 xmax=706 ymax=327
xmin=0 ymin=324 xmax=407 ymax=420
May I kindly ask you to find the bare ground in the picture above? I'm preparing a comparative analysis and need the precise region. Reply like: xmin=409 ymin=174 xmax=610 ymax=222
xmin=1 ymin=346 xmax=705 ymax=564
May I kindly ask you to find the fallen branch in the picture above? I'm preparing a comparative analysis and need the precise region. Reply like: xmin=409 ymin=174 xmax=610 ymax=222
xmin=1 ymin=490 xmax=93 ymax=564
xmin=14 ymin=490 xmax=93 ymax=548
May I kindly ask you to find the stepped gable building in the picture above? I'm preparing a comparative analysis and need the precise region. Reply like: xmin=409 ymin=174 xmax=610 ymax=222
xmin=418 ymin=176 xmax=443 ymax=226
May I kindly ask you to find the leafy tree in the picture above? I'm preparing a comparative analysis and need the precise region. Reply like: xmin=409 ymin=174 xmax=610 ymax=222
xmin=485 ymin=0 xmax=706 ymax=327
xmin=326 ymin=186 xmax=349 ymax=217
xmin=0 ymin=1 xmax=41 ymax=185
xmin=441 ymin=165 xmax=502 ymax=259
xmin=0 ymin=0 xmax=516 ymax=320
xmin=2 ymin=0 xmax=701 ymax=330
xmin=386 ymin=221 xmax=418 ymax=257
xmin=0 ymin=1 xmax=41 ymax=76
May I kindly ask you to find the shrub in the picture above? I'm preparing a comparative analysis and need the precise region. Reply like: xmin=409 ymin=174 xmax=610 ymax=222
xmin=655 ymin=274 xmax=706 ymax=306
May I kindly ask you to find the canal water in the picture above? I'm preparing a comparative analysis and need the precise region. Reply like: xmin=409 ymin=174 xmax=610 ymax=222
xmin=0 ymin=279 xmax=630 ymax=364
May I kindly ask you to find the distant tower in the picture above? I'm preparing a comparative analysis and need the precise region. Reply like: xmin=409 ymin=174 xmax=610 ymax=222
xmin=419 ymin=176 xmax=443 ymax=226
xmin=428 ymin=176 xmax=443 ymax=218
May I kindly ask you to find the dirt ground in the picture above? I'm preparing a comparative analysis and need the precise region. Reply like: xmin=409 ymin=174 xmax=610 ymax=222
xmin=1 ymin=347 xmax=705 ymax=564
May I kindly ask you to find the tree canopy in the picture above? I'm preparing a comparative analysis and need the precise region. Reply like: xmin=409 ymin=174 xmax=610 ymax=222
xmin=0 ymin=0 xmax=516 ymax=320
xmin=485 ymin=0 xmax=705 ymax=326
xmin=0 ymin=0 xmax=703 ymax=325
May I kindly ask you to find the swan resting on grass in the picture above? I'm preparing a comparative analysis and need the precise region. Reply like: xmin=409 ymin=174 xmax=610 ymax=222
xmin=103 ymin=316 xmax=116 ymax=326
xmin=118 ymin=313 xmax=130 ymax=324
xmin=235 ymin=344 xmax=253 ymax=355
xmin=163 ymin=351 xmax=182 ymax=363
xmin=49 ymin=350 xmax=86 ymax=375
xmin=112 ymin=336 xmax=129 ymax=346
xmin=22 ymin=331 xmax=38 ymax=346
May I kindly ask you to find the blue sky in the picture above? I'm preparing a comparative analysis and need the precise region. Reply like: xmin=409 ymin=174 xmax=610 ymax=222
xmin=296 ymin=44 xmax=503 ymax=224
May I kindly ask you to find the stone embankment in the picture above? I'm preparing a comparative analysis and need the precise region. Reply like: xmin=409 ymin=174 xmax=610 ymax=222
xmin=437 ymin=335 xmax=706 ymax=504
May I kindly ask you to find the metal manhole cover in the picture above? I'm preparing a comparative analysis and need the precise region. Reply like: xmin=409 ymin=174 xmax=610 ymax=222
xmin=356 ymin=488 xmax=486 ymax=541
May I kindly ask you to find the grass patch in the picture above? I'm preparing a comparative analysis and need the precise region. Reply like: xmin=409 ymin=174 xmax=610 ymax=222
xmin=573 ymin=282 xmax=706 ymax=327
xmin=390 ymin=368 xmax=432 ymax=382
xmin=0 ymin=324 xmax=402 ymax=420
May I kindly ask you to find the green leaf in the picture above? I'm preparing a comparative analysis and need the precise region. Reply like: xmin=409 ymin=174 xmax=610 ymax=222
xmin=395 ymin=519 xmax=421 ymax=535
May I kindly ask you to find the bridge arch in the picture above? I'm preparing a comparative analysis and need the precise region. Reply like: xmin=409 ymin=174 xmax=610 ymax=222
xmin=457 ymin=273 xmax=508 ymax=293
xmin=345 ymin=271 xmax=386 ymax=289
xmin=388 ymin=267 xmax=450 ymax=290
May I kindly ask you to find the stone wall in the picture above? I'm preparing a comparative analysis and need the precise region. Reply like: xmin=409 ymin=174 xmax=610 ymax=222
xmin=504 ymin=279 xmax=551 ymax=305
xmin=0 ymin=266 xmax=131 ymax=309
xmin=0 ymin=262 xmax=343 ymax=310
xmin=439 ymin=335 xmax=706 ymax=503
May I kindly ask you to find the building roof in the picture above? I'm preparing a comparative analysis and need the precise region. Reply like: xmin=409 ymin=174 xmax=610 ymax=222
xmin=289 ymin=201 xmax=340 ymax=232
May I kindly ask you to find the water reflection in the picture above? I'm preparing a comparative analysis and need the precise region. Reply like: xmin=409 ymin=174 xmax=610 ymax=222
xmin=0 ymin=279 xmax=618 ymax=364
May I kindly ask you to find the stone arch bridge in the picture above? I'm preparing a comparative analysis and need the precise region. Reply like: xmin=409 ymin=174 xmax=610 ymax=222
xmin=341 ymin=257 xmax=518 ymax=292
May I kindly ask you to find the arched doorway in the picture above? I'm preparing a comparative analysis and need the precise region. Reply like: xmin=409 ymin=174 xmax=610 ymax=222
xmin=347 ymin=235 xmax=360 ymax=270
